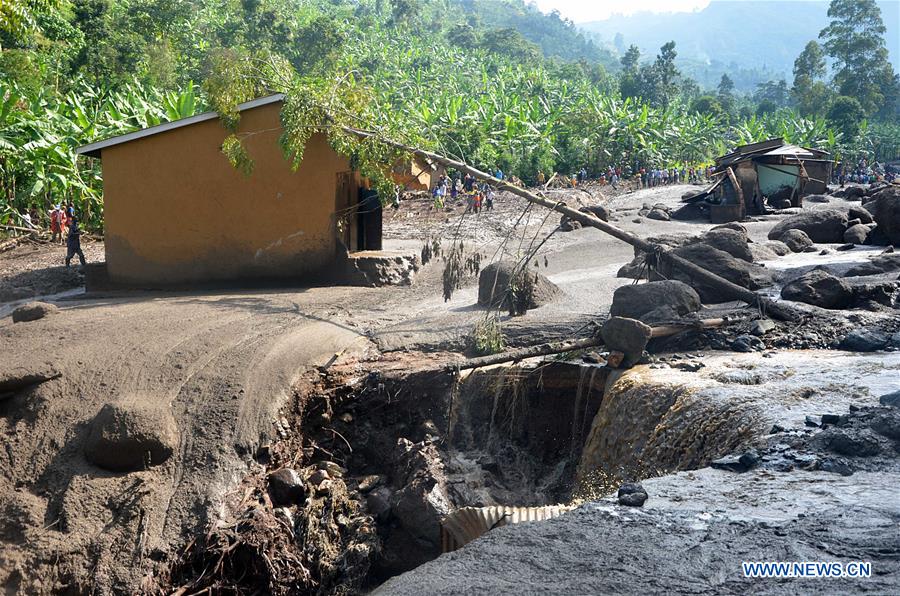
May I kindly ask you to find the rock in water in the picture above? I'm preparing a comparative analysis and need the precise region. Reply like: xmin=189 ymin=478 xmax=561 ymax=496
xmin=268 ymin=468 xmax=306 ymax=506
xmin=843 ymin=224 xmax=871 ymax=245
xmin=711 ymin=451 xmax=760 ymax=473
xmin=84 ymin=402 xmax=178 ymax=472
xmin=848 ymin=205 xmax=874 ymax=224
xmin=477 ymin=261 xmax=561 ymax=311
xmin=617 ymin=483 xmax=648 ymax=507
xmin=656 ymin=244 xmax=773 ymax=304
xmin=839 ymin=328 xmax=889 ymax=352
xmin=844 ymin=253 xmax=900 ymax=276
xmin=609 ymin=280 xmax=701 ymax=324
xmin=781 ymin=269 xmax=852 ymax=309
xmin=731 ymin=334 xmax=765 ymax=352
xmin=11 ymin=302 xmax=59 ymax=323
xmin=868 ymin=186 xmax=900 ymax=244
xmin=777 ymin=229 xmax=814 ymax=253
xmin=768 ymin=209 xmax=849 ymax=243
xmin=690 ymin=228 xmax=753 ymax=262
xmin=880 ymin=390 xmax=900 ymax=408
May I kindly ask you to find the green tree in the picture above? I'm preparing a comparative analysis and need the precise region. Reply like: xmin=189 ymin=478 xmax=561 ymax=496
xmin=819 ymin=0 xmax=895 ymax=115
xmin=691 ymin=95 xmax=724 ymax=119
xmin=827 ymin=95 xmax=864 ymax=139
xmin=652 ymin=41 xmax=679 ymax=107
xmin=620 ymin=44 xmax=640 ymax=74
xmin=791 ymin=40 xmax=830 ymax=116
xmin=716 ymin=73 xmax=735 ymax=117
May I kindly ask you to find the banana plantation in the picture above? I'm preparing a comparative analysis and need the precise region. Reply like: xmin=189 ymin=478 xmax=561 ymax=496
xmin=1 ymin=0 xmax=899 ymax=231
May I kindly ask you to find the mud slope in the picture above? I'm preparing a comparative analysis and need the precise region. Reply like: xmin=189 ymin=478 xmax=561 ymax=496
xmin=0 ymin=289 xmax=369 ymax=592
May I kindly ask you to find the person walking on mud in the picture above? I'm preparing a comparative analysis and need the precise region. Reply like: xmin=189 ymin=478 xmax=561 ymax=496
xmin=65 ymin=216 xmax=87 ymax=268
xmin=50 ymin=205 xmax=63 ymax=243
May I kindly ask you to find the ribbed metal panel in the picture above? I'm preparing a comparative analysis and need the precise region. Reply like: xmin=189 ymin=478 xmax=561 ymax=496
xmin=440 ymin=505 xmax=574 ymax=552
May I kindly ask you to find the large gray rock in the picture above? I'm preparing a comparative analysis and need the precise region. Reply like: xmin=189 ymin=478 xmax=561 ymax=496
xmin=768 ymin=209 xmax=849 ymax=243
xmin=560 ymin=205 xmax=609 ymax=231
xmin=601 ymin=317 xmax=652 ymax=367
xmin=844 ymin=253 xmax=900 ymax=277
xmin=843 ymin=224 xmax=871 ymax=245
xmin=840 ymin=328 xmax=889 ymax=352
xmin=84 ymin=402 xmax=178 ymax=472
xmin=268 ymin=468 xmax=306 ymax=506
xmin=609 ymin=281 xmax=701 ymax=324
xmin=478 ymin=261 xmax=561 ymax=311
xmin=11 ymin=301 xmax=59 ymax=323
xmin=868 ymin=187 xmax=900 ymax=244
xmin=781 ymin=269 xmax=852 ymax=309
xmin=655 ymin=244 xmax=774 ymax=304
xmin=689 ymin=229 xmax=753 ymax=262
xmin=778 ymin=229 xmax=814 ymax=253
xmin=848 ymin=206 xmax=874 ymax=224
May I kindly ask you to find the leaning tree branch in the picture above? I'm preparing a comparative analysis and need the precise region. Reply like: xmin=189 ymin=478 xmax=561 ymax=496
xmin=446 ymin=318 xmax=726 ymax=372
xmin=340 ymin=125 xmax=799 ymax=322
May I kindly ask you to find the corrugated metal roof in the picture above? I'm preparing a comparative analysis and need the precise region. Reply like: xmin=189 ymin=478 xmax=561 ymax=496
xmin=76 ymin=93 xmax=285 ymax=158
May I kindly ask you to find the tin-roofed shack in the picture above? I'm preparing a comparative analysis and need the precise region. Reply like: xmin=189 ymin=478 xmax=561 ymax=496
xmin=687 ymin=139 xmax=833 ymax=223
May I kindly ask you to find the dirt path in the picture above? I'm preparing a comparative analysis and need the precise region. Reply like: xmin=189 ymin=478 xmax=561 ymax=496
xmin=0 ymin=288 xmax=375 ymax=592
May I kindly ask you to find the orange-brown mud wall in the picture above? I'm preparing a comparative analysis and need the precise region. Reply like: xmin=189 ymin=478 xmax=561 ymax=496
xmin=101 ymin=103 xmax=353 ymax=285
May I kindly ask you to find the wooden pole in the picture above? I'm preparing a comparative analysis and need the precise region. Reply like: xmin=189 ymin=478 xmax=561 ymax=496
xmin=344 ymin=126 xmax=798 ymax=322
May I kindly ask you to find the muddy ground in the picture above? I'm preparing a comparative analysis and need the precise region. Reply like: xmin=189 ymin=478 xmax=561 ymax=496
xmin=1 ymin=181 xmax=899 ymax=594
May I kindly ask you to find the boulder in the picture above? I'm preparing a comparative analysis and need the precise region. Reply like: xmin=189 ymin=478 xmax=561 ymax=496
xmin=655 ymin=244 xmax=773 ymax=304
xmin=11 ymin=302 xmax=59 ymax=323
xmin=843 ymin=224 xmax=871 ymax=245
xmin=690 ymin=228 xmax=753 ymax=262
xmin=768 ymin=209 xmax=849 ymax=243
xmin=616 ymin=483 xmax=648 ymax=507
xmin=268 ymin=468 xmax=306 ymax=506
xmin=781 ymin=269 xmax=852 ymax=309
xmin=560 ymin=205 xmax=609 ymax=231
xmin=834 ymin=185 xmax=865 ymax=200
xmin=609 ymin=280 xmax=701 ymax=324
xmin=868 ymin=187 xmax=900 ymax=244
xmin=880 ymin=390 xmax=900 ymax=408
xmin=478 ymin=261 xmax=561 ymax=311
xmin=711 ymin=222 xmax=748 ymax=235
xmin=844 ymin=253 xmax=900 ymax=277
xmin=848 ymin=206 xmax=874 ymax=224
xmin=646 ymin=208 xmax=670 ymax=221
xmin=763 ymin=240 xmax=791 ymax=257
xmin=670 ymin=203 xmax=706 ymax=221
xmin=601 ymin=317 xmax=652 ymax=368
xmin=84 ymin=402 xmax=178 ymax=472
xmin=778 ymin=229 xmax=814 ymax=253
xmin=805 ymin=194 xmax=830 ymax=203
xmin=731 ymin=334 xmax=765 ymax=352
xmin=839 ymin=328 xmax=889 ymax=352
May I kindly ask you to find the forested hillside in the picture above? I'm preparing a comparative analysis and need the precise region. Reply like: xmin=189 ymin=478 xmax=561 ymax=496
xmin=1 ymin=0 xmax=899 ymax=231
xmin=582 ymin=0 xmax=900 ymax=92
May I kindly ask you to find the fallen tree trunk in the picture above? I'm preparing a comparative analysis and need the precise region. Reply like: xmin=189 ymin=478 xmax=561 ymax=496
xmin=446 ymin=318 xmax=726 ymax=372
xmin=344 ymin=126 xmax=798 ymax=322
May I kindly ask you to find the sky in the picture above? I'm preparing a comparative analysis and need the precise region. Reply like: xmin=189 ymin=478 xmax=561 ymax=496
xmin=532 ymin=0 xmax=712 ymax=23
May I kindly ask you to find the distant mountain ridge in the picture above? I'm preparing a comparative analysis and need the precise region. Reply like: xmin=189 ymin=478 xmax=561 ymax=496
xmin=579 ymin=0 xmax=900 ymax=92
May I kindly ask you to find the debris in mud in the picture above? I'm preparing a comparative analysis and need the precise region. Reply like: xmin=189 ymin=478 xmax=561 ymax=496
xmin=477 ymin=260 xmax=561 ymax=314
xmin=11 ymin=301 xmax=59 ymax=322
xmin=268 ymin=468 xmax=306 ymax=506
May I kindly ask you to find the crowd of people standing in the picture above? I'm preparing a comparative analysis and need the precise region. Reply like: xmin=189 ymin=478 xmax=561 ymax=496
xmin=836 ymin=158 xmax=897 ymax=185
xmin=10 ymin=203 xmax=86 ymax=267
xmin=431 ymin=172 xmax=496 ymax=213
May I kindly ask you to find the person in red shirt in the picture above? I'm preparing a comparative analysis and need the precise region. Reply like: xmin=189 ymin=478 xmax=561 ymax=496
xmin=50 ymin=205 xmax=62 ymax=243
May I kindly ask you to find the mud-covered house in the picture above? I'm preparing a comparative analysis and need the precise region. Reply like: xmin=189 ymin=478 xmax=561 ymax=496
xmin=77 ymin=94 xmax=383 ymax=287
xmin=701 ymin=138 xmax=833 ymax=222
